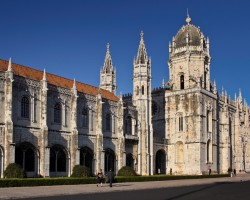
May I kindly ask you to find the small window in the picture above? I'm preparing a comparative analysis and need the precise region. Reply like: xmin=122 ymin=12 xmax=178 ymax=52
xmin=54 ymin=103 xmax=61 ymax=123
xmin=180 ymin=75 xmax=184 ymax=90
xmin=142 ymin=85 xmax=144 ymax=95
xmin=21 ymin=96 xmax=29 ymax=118
xmin=179 ymin=116 xmax=183 ymax=132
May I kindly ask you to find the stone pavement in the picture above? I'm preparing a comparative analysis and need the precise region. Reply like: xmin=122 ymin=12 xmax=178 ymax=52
xmin=0 ymin=173 xmax=250 ymax=199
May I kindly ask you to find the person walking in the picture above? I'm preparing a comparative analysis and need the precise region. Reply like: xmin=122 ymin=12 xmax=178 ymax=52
xmin=107 ymin=169 xmax=114 ymax=187
xmin=234 ymin=169 xmax=236 ymax=176
xmin=96 ymin=169 xmax=104 ymax=187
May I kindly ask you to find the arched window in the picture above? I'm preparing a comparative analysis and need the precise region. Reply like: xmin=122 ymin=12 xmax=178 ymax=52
xmin=125 ymin=116 xmax=132 ymax=135
xmin=80 ymin=147 xmax=93 ymax=173
xmin=21 ymin=96 xmax=29 ymax=118
xmin=50 ymin=145 xmax=67 ymax=173
xmin=106 ymin=113 xmax=111 ymax=131
xmin=105 ymin=148 xmax=115 ymax=172
xmin=15 ymin=142 xmax=35 ymax=172
xmin=82 ymin=108 xmax=88 ymax=128
xmin=180 ymin=75 xmax=184 ymax=90
xmin=54 ymin=103 xmax=61 ymax=123
xmin=142 ymin=85 xmax=144 ymax=95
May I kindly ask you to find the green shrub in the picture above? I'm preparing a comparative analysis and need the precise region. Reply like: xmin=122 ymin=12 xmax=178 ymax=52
xmin=71 ymin=165 xmax=91 ymax=177
xmin=117 ymin=166 xmax=136 ymax=176
xmin=4 ymin=163 xmax=26 ymax=178
xmin=0 ymin=174 xmax=229 ymax=188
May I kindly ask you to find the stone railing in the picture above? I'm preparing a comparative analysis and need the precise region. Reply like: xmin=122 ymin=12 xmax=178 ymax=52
xmin=125 ymin=134 xmax=139 ymax=141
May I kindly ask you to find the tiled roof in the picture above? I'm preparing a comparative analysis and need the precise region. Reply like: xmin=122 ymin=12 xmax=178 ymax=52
xmin=0 ymin=59 xmax=119 ymax=102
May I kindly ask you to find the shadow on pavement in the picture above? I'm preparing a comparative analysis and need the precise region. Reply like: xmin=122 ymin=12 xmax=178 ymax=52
xmin=164 ymin=182 xmax=237 ymax=200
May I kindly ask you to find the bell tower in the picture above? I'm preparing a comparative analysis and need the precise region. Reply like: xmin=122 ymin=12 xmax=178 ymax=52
xmin=133 ymin=31 xmax=153 ymax=175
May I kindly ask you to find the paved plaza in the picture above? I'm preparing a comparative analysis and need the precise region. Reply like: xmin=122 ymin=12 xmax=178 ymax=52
xmin=0 ymin=173 xmax=250 ymax=199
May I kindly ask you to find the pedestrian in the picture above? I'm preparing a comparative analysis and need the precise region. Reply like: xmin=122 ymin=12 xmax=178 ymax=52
xmin=209 ymin=168 xmax=211 ymax=175
xmin=234 ymin=169 xmax=236 ymax=176
xmin=170 ymin=168 xmax=172 ymax=175
xmin=107 ymin=168 xmax=114 ymax=187
xmin=96 ymin=169 xmax=104 ymax=187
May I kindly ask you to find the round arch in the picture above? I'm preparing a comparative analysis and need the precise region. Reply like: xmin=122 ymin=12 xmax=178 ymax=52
xmin=155 ymin=149 xmax=166 ymax=174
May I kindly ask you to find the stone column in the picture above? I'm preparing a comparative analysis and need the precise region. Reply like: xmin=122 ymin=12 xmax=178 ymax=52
xmin=95 ymin=89 xmax=103 ymax=172
xmin=39 ymin=69 xmax=49 ymax=177
xmin=117 ymin=97 xmax=125 ymax=172
xmin=4 ymin=59 xmax=14 ymax=169
xmin=70 ymin=80 xmax=78 ymax=176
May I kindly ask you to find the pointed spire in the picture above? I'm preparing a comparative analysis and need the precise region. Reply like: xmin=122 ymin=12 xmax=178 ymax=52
xmin=8 ymin=57 xmax=12 ymax=72
xmin=102 ymin=43 xmax=113 ymax=73
xmin=98 ymin=85 xmax=102 ymax=95
xmin=186 ymin=8 xmax=191 ymax=24
xmin=222 ymin=86 xmax=224 ymax=96
xmin=72 ymin=78 xmax=78 ymax=97
xmin=136 ymin=31 xmax=148 ymax=64
xmin=73 ymin=78 xmax=76 ymax=89
xmin=169 ymin=41 xmax=172 ymax=53
xmin=162 ymin=78 xmax=165 ymax=88
xmin=41 ymin=69 xmax=48 ymax=92
xmin=213 ymin=80 xmax=217 ymax=94
xmin=140 ymin=31 xmax=144 ymax=43
xmin=43 ymin=68 xmax=46 ymax=81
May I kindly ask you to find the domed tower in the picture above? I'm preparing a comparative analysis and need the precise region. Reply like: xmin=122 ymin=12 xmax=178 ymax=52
xmin=168 ymin=15 xmax=211 ymax=91
xmin=165 ymin=15 xmax=218 ymax=175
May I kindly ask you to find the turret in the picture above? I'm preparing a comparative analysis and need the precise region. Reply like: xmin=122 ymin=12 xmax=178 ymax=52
xmin=132 ymin=31 xmax=153 ymax=175
xmin=100 ymin=43 xmax=117 ymax=94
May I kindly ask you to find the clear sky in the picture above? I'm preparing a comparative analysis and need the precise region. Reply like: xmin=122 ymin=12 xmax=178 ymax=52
xmin=0 ymin=0 xmax=249 ymax=103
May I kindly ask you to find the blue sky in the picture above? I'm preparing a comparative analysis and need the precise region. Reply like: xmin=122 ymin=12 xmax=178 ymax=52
xmin=0 ymin=0 xmax=249 ymax=103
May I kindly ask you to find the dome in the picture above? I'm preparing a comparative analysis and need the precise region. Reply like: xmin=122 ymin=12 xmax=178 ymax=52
xmin=174 ymin=24 xmax=201 ymax=48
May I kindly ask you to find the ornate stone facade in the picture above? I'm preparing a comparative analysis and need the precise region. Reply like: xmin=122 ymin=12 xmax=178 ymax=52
xmin=0 ymin=16 xmax=249 ymax=178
